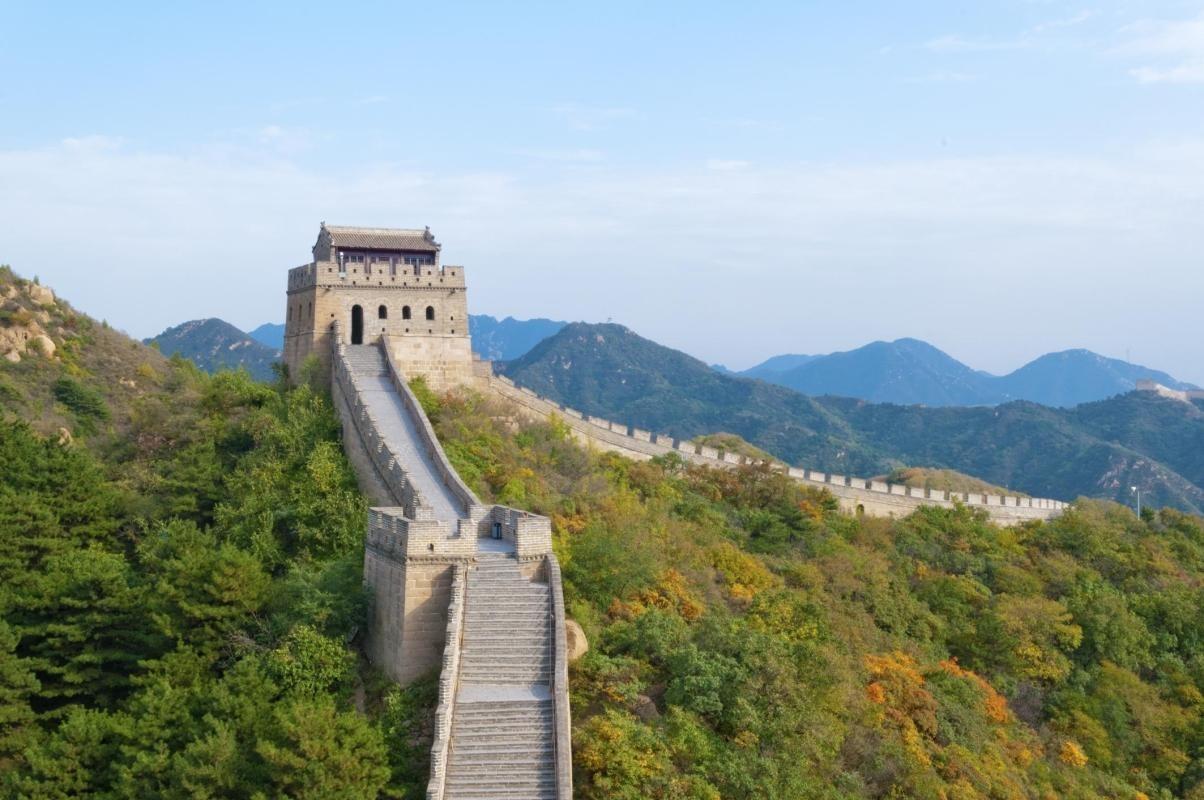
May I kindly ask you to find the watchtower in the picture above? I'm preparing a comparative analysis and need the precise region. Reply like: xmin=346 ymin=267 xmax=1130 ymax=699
xmin=283 ymin=223 xmax=474 ymax=389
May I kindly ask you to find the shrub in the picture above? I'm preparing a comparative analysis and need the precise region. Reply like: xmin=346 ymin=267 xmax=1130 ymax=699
xmin=52 ymin=377 xmax=110 ymax=434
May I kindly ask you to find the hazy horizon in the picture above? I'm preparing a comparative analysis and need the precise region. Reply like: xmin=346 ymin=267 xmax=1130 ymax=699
xmin=3 ymin=2 xmax=1202 ymax=383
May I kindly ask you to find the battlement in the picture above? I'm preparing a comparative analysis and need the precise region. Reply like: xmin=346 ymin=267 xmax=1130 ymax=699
xmin=288 ymin=261 xmax=466 ymax=292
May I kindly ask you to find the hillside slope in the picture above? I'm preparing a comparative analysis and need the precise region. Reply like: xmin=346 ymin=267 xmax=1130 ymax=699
xmin=504 ymin=323 xmax=1204 ymax=513
xmin=1 ymin=266 xmax=174 ymax=441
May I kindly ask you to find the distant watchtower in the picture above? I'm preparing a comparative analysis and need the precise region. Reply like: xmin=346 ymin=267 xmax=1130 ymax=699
xmin=283 ymin=224 xmax=474 ymax=389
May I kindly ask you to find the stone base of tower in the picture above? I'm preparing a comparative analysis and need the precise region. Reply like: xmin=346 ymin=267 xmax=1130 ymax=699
xmin=386 ymin=334 xmax=475 ymax=392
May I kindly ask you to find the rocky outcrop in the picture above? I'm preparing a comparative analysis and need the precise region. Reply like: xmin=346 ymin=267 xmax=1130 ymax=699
xmin=565 ymin=619 xmax=589 ymax=663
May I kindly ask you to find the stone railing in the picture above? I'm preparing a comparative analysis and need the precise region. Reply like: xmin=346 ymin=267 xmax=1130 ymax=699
xmin=426 ymin=563 xmax=467 ymax=800
xmin=546 ymin=557 xmax=573 ymax=800
xmin=379 ymin=339 xmax=480 ymax=515
xmin=486 ymin=374 xmax=1067 ymax=524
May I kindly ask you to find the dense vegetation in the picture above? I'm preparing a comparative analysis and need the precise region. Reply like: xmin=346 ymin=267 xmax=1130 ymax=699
xmin=425 ymin=386 xmax=1204 ymax=799
xmin=503 ymin=322 xmax=1204 ymax=513
xmin=0 ymin=356 xmax=435 ymax=798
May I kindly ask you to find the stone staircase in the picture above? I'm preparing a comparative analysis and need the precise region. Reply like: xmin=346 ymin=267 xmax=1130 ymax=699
xmin=344 ymin=343 xmax=388 ymax=376
xmin=444 ymin=552 xmax=557 ymax=799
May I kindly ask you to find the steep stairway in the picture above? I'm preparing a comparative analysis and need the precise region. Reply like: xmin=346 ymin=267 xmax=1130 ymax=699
xmin=444 ymin=552 xmax=557 ymax=799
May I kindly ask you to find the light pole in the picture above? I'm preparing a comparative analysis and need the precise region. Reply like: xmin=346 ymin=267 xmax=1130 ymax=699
xmin=1131 ymin=486 xmax=1142 ymax=518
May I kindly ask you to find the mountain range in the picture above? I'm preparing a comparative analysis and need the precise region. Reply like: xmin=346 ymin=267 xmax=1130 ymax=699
xmin=155 ymin=315 xmax=1195 ymax=412
xmin=503 ymin=323 xmax=1204 ymax=514
xmin=736 ymin=338 xmax=1197 ymax=408
xmin=146 ymin=318 xmax=281 ymax=381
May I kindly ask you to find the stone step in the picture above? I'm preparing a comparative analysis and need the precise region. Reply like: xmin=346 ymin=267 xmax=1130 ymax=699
xmin=459 ymin=673 xmax=552 ymax=684
xmin=464 ymin=614 xmax=549 ymax=623
xmin=447 ymin=766 xmax=553 ymax=779
xmin=459 ymin=674 xmax=552 ymax=685
xmin=453 ymin=713 xmax=553 ymax=726
xmin=454 ymin=707 xmax=552 ymax=721
xmin=461 ymin=641 xmax=550 ymax=652
xmin=454 ymin=699 xmax=552 ymax=710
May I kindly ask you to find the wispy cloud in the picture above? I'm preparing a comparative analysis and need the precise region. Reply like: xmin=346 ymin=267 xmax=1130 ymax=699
xmin=904 ymin=70 xmax=976 ymax=84
xmin=552 ymin=103 xmax=636 ymax=131
xmin=923 ymin=10 xmax=1092 ymax=53
xmin=1116 ymin=13 xmax=1204 ymax=84
xmin=705 ymin=159 xmax=750 ymax=171
xmin=513 ymin=148 xmax=605 ymax=163
xmin=924 ymin=34 xmax=1029 ymax=53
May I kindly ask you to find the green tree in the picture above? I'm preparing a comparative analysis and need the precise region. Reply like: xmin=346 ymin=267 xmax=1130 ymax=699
xmin=255 ymin=696 xmax=390 ymax=800
xmin=7 ymin=548 xmax=158 ymax=717
xmin=0 ymin=620 xmax=40 ymax=765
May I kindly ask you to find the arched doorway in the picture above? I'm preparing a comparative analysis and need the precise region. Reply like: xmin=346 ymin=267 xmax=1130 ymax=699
xmin=351 ymin=305 xmax=364 ymax=345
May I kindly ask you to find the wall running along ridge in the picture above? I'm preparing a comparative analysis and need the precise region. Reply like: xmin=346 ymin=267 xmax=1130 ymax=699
xmin=485 ymin=374 xmax=1067 ymax=525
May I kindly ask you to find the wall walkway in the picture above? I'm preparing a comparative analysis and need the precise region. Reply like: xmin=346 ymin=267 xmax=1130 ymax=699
xmin=332 ymin=333 xmax=572 ymax=800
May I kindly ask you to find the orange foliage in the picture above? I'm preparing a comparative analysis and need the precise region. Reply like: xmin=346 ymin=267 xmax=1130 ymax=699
xmin=864 ymin=651 xmax=939 ymax=767
xmin=610 ymin=569 xmax=704 ymax=622
xmin=940 ymin=658 xmax=1012 ymax=724
xmin=708 ymin=542 xmax=778 ymax=606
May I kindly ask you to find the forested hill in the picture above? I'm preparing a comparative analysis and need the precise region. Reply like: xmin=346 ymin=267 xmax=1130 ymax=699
xmin=502 ymin=323 xmax=1204 ymax=513
xmin=0 ymin=267 xmax=432 ymax=797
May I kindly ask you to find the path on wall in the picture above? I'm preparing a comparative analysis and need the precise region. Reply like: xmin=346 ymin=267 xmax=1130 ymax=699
xmin=339 ymin=342 xmax=568 ymax=800
xmin=344 ymin=345 xmax=465 ymax=522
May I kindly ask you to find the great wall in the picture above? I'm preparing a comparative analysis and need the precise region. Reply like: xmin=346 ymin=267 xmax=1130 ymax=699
xmin=284 ymin=224 xmax=1070 ymax=800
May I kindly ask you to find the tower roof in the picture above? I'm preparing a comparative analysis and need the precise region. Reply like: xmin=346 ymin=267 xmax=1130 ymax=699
xmin=322 ymin=224 xmax=440 ymax=252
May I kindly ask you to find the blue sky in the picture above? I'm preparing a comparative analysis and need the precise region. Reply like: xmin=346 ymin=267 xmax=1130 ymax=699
xmin=2 ymin=1 xmax=1203 ymax=382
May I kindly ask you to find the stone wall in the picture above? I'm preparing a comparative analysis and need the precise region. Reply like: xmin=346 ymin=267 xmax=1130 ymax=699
xmin=483 ymin=374 xmax=1068 ymax=525
xmin=424 ymin=563 xmax=466 ymax=800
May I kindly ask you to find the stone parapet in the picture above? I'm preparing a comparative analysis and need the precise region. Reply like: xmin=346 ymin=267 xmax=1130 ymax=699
xmin=426 ymin=564 xmax=466 ymax=800
xmin=547 ymin=557 xmax=574 ymax=800
xmin=379 ymin=340 xmax=480 ymax=511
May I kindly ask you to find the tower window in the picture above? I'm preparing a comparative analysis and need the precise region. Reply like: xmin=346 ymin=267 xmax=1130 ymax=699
xmin=425 ymin=306 xmax=435 ymax=321
xmin=378 ymin=305 xmax=387 ymax=319
xmin=402 ymin=305 xmax=412 ymax=320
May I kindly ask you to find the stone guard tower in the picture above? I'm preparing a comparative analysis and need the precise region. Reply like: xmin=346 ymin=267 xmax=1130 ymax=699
xmin=284 ymin=224 xmax=474 ymax=389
